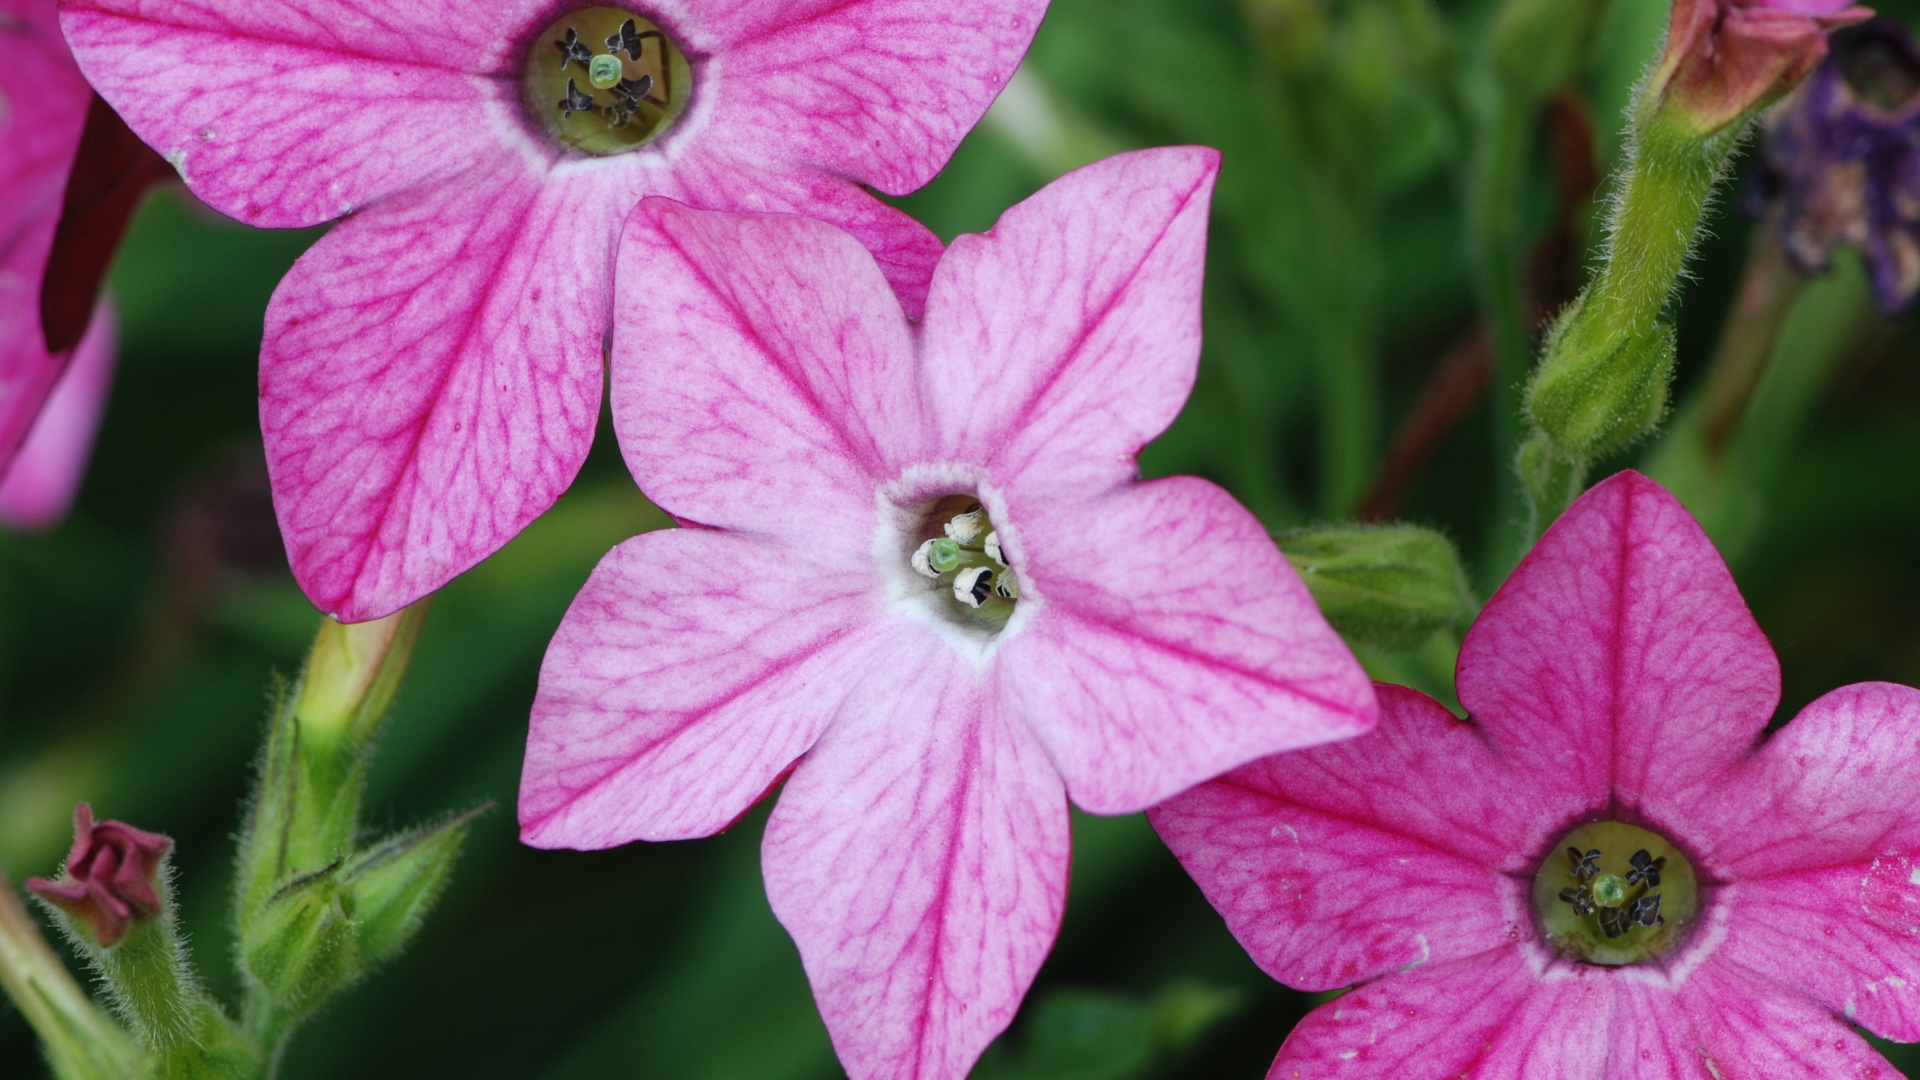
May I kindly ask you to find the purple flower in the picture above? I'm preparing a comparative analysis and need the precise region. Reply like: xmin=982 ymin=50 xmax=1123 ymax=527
xmin=1764 ymin=19 xmax=1920 ymax=313
xmin=63 ymin=0 xmax=1050 ymax=621
xmin=518 ymin=148 xmax=1377 ymax=1080
xmin=1152 ymin=471 xmax=1920 ymax=1077
xmin=26 ymin=804 xmax=173 ymax=948
xmin=0 ymin=0 xmax=117 ymax=527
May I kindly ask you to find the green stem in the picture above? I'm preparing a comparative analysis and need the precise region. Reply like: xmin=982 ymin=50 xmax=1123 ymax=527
xmin=1468 ymin=85 xmax=1535 ymax=578
xmin=1699 ymin=218 xmax=1807 ymax=458
xmin=0 ymin=876 xmax=138 ymax=1080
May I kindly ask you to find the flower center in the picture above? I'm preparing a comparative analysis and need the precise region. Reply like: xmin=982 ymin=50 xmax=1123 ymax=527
xmin=1531 ymin=821 xmax=1699 ymax=966
xmin=909 ymin=495 xmax=1020 ymax=630
xmin=520 ymin=7 xmax=691 ymax=156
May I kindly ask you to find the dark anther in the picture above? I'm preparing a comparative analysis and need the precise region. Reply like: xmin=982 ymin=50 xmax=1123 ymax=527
xmin=1558 ymin=885 xmax=1595 ymax=917
xmin=1567 ymin=847 xmax=1601 ymax=882
xmin=605 ymin=18 xmax=658 ymax=61
xmin=554 ymin=27 xmax=594 ymax=70
xmin=1625 ymin=849 xmax=1666 ymax=889
xmin=1629 ymin=893 xmax=1664 ymax=928
xmin=1597 ymin=905 xmax=1631 ymax=939
xmin=968 ymin=569 xmax=996 ymax=605
xmin=613 ymin=74 xmax=656 ymax=105
xmin=559 ymin=78 xmax=597 ymax=117
xmin=604 ymin=100 xmax=635 ymax=127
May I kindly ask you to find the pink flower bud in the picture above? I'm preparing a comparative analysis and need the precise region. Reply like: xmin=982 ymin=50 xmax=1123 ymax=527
xmin=1653 ymin=0 xmax=1873 ymax=133
xmin=25 ymin=804 xmax=172 ymax=947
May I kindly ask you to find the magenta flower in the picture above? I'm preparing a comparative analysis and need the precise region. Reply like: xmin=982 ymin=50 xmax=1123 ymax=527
xmin=0 ymin=305 xmax=115 ymax=531
xmin=63 ymin=0 xmax=1049 ymax=623
xmin=1652 ymin=0 xmax=1871 ymax=133
xmin=0 ymin=0 xmax=115 ymax=517
xmin=519 ymin=148 xmax=1376 ymax=1080
xmin=1151 ymin=470 xmax=1920 ymax=1078
xmin=26 ymin=803 xmax=173 ymax=948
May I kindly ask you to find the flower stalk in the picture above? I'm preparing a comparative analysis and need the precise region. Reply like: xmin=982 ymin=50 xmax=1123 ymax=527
xmin=0 ymin=874 xmax=138 ymax=1080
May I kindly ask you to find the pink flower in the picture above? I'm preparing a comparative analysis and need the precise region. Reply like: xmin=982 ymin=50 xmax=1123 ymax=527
xmin=1151 ymin=470 xmax=1920 ymax=1078
xmin=0 ymin=0 xmax=116 ymax=521
xmin=62 ymin=0 xmax=1050 ymax=623
xmin=0 ymin=304 xmax=116 ymax=530
xmin=1652 ymin=0 xmax=1872 ymax=133
xmin=26 ymin=803 xmax=173 ymax=947
xmin=519 ymin=148 xmax=1376 ymax=1080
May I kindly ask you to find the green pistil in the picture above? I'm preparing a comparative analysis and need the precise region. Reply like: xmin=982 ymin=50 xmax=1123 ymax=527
xmin=1532 ymin=820 xmax=1698 ymax=966
xmin=521 ymin=8 xmax=692 ymax=156
xmin=912 ymin=501 xmax=1019 ymax=628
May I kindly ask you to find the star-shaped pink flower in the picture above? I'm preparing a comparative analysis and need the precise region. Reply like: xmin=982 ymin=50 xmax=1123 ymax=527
xmin=1152 ymin=470 xmax=1920 ymax=1078
xmin=0 ymin=0 xmax=116 ymax=526
xmin=62 ymin=0 xmax=1050 ymax=622
xmin=519 ymin=148 xmax=1377 ymax=1080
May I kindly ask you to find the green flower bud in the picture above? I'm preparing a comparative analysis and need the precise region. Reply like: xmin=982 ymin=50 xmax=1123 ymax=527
xmin=1280 ymin=525 xmax=1475 ymax=652
xmin=1488 ymin=0 xmax=1606 ymax=103
xmin=294 ymin=603 xmax=427 ymax=754
xmin=1525 ymin=303 xmax=1676 ymax=460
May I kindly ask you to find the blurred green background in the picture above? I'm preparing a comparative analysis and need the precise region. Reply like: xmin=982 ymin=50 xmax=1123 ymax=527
xmin=8 ymin=0 xmax=1920 ymax=1075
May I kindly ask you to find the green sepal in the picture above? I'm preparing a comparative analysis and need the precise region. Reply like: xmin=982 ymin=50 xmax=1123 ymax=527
xmin=240 ymin=861 xmax=356 ymax=1018
xmin=1525 ymin=301 xmax=1676 ymax=460
xmin=343 ymin=806 xmax=485 ymax=965
xmin=1280 ymin=524 xmax=1476 ymax=652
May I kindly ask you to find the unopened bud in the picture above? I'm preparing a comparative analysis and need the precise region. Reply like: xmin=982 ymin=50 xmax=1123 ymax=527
xmin=243 ymin=862 xmax=356 ymax=1013
xmin=1490 ymin=0 xmax=1607 ymax=103
xmin=1650 ymin=0 xmax=1870 ymax=138
xmin=1525 ymin=304 xmax=1676 ymax=460
xmin=1279 ymin=525 xmax=1475 ymax=652
xmin=294 ymin=602 xmax=426 ymax=749
xmin=25 ymin=804 xmax=170 ymax=948
xmin=344 ymin=808 xmax=482 ymax=965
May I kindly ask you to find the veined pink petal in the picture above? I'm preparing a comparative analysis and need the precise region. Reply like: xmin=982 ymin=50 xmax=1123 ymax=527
xmin=1685 ymin=682 xmax=1920 ymax=1040
xmin=1634 ymin=953 xmax=1896 ymax=1080
xmin=521 ymin=528 xmax=887 ymax=848
xmin=0 ymin=300 xmax=115 ymax=531
xmin=1150 ymin=686 xmax=1539 ymax=991
xmin=658 ymin=148 xmax=944 ymax=317
xmin=1266 ymin=947 xmax=1617 ymax=1079
xmin=58 ymin=0 xmax=541 ymax=228
xmin=1000 ymin=475 xmax=1373 ymax=814
xmin=763 ymin=638 xmax=1069 ymax=1080
xmin=692 ymin=0 xmax=1045 ymax=197
xmin=261 ymin=154 xmax=608 ymax=622
xmin=0 ymin=0 xmax=91 ymax=465
xmin=919 ymin=148 xmax=1218 ymax=502
xmin=612 ymin=197 xmax=919 ymax=549
xmin=1455 ymin=471 xmax=1780 ymax=824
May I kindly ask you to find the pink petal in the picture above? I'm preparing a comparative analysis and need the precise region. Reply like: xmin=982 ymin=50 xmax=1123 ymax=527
xmin=654 ymin=148 xmax=944 ymax=318
xmin=690 ymin=0 xmax=1046 ymax=196
xmin=1621 ymin=953 xmax=1897 ymax=1079
xmin=763 ymin=638 xmax=1069 ymax=1080
xmin=1150 ymin=685 xmax=1537 ymax=991
xmin=0 ymin=1 xmax=91 ymax=465
xmin=1266 ymin=947 xmax=1618 ymax=1079
xmin=0 ymin=300 xmax=115 ymax=530
xmin=1689 ymin=683 xmax=1920 ymax=1040
xmin=262 ymin=156 xmax=608 ymax=621
xmin=1000 ymin=475 xmax=1374 ymax=814
xmin=1455 ymin=470 xmax=1780 ymax=825
xmin=920 ymin=148 xmax=1219 ymax=502
xmin=611 ymin=197 xmax=918 ymax=550
xmin=521 ymin=527 xmax=887 ymax=849
xmin=60 ymin=0 xmax=540 ymax=227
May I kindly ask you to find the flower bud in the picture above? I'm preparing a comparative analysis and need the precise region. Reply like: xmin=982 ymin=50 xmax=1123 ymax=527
xmin=242 ymin=863 xmax=356 ymax=1015
xmin=1490 ymin=0 xmax=1607 ymax=103
xmin=25 ymin=804 xmax=170 ymax=949
xmin=1649 ymin=0 xmax=1871 ymax=137
xmin=293 ymin=603 xmax=426 ymax=752
xmin=343 ymin=810 xmax=480 ymax=965
xmin=1525 ymin=304 xmax=1677 ymax=460
xmin=1279 ymin=525 xmax=1475 ymax=652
